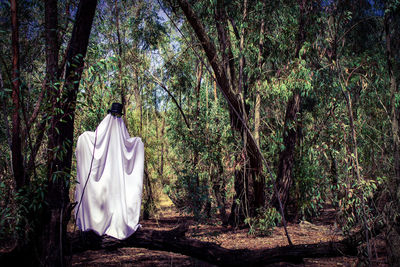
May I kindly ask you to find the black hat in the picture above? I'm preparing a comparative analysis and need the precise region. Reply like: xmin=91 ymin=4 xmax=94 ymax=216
xmin=107 ymin=102 xmax=123 ymax=116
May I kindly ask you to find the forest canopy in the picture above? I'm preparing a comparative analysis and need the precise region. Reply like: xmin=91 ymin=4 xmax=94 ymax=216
xmin=0 ymin=0 xmax=399 ymax=265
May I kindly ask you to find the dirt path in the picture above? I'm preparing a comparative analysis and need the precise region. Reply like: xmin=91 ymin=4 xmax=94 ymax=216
xmin=72 ymin=197 xmax=388 ymax=266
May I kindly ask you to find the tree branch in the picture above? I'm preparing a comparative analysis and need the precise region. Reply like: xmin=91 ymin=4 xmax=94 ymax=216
xmin=148 ymin=72 xmax=191 ymax=129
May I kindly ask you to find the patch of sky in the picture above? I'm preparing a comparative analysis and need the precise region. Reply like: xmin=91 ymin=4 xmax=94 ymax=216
xmin=320 ymin=0 xmax=383 ymax=16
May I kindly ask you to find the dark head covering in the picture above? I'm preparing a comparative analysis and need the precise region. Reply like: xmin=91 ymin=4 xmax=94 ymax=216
xmin=107 ymin=103 xmax=123 ymax=116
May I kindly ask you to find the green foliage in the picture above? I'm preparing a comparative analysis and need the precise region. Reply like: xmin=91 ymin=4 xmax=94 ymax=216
xmin=293 ymin=145 xmax=327 ymax=220
xmin=0 ymin=2 xmax=399 ymax=261
xmin=245 ymin=208 xmax=282 ymax=237
xmin=0 ymin=179 xmax=16 ymax=243
xmin=334 ymin=178 xmax=382 ymax=234
xmin=0 ymin=176 xmax=47 ymax=245
xmin=164 ymin=169 xmax=212 ymax=220
xmin=164 ymin=72 xmax=234 ymax=220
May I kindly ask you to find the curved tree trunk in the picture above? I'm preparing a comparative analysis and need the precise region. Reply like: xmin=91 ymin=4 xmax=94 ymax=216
xmin=272 ymin=0 xmax=308 ymax=214
xmin=175 ymin=0 xmax=264 ymax=227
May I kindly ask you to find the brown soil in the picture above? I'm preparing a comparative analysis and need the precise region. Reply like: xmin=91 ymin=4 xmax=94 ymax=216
xmin=72 ymin=198 xmax=388 ymax=266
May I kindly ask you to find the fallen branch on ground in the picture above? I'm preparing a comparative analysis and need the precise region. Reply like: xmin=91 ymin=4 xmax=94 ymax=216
xmin=70 ymin=220 xmax=384 ymax=266
xmin=0 ymin=220 xmax=383 ymax=266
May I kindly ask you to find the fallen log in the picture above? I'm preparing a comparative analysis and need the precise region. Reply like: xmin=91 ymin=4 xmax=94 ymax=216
xmin=70 ymin=220 xmax=384 ymax=266
xmin=0 ymin=220 xmax=383 ymax=266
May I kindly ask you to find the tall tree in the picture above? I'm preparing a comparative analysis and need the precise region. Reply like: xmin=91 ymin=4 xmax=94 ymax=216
xmin=40 ymin=0 xmax=98 ymax=265
xmin=10 ymin=0 xmax=25 ymax=190
xmin=175 ymin=0 xmax=264 ymax=225
xmin=384 ymin=2 xmax=400 ymax=265
xmin=273 ymin=0 xmax=309 ymax=213
xmin=114 ymin=0 xmax=126 ymax=113
xmin=254 ymin=0 xmax=266 ymax=147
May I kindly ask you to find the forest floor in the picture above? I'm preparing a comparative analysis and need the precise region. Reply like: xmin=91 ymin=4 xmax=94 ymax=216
xmin=71 ymin=195 xmax=389 ymax=266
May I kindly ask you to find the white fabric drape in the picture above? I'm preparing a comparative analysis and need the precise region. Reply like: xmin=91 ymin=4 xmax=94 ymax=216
xmin=75 ymin=114 xmax=144 ymax=240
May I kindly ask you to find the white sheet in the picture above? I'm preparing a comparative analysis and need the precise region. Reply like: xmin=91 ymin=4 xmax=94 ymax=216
xmin=75 ymin=114 xmax=144 ymax=240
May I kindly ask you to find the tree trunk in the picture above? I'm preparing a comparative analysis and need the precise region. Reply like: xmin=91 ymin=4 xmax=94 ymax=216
xmin=214 ymin=0 xmax=236 ymax=93
xmin=273 ymin=0 xmax=307 ymax=213
xmin=10 ymin=0 xmax=25 ymax=190
xmin=342 ymin=86 xmax=372 ymax=261
xmin=254 ymin=1 xmax=265 ymax=147
xmin=176 ymin=0 xmax=264 ymax=225
xmin=384 ymin=9 xmax=400 ymax=266
xmin=238 ymin=0 xmax=247 ymax=97
xmin=160 ymin=115 xmax=165 ymax=177
xmin=1 ymin=219 xmax=384 ymax=266
xmin=143 ymin=163 xmax=154 ymax=220
xmin=45 ymin=0 xmax=59 ymax=182
xmin=69 ymin=220 xmax=381 ymax=266
xmin=193 ymin=62 xmax=203 ymax=170
xmin=273 ymin=93 xmax=301 ymax=210
xmin=115 ymin=0 xmax=127 ymax=116
xmin=212 ymin=160 xmax=228 ymax=224
xmin=40 ymin=1 xmax=98 ymax=265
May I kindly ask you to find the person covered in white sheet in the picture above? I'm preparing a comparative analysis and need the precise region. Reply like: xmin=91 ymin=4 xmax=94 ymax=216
xmin=75 ymin=103 xmax=144 ymax=240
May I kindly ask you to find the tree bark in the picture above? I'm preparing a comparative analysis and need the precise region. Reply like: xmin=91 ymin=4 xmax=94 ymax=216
xmin=143 ymin=163 xmax=154 ymax=220
xmin=341 ymin=80 xmax=372 ymax=261
xmin=212 ymin=158 xmax=228 ymax=224
xmin=0 ymin=219 xmax=384 ymax=266
xmin=273 ymin=0 xmax=307 ymax=213
xmin=193 ymin=62 xmax=203 ymax=168
xmin=384 ymin=8 xmax=400 ymax=266
xmin=10 ymin=0 xmax=25 ymax=190
xmin=175 ymin=0 xmax=264 ymax=226
xmin=115 ymin=0 xmax=127 ymax=117
xmin=254 ymin=1 xmax=265 ymax=147
xmin=214 ymin=0 xmax=236 ymax=94
xmin=274 ymin=93 xmax=301 ymax=209
xmin=41 ymin=1 xmax=98 ymax=265
xmin=70 ymin=220 xmax=381 ymax=266
xmin=45 ymin=0 xmax=60 ymax=183
xmin=160 ymin=115 xmax=165 ymax=177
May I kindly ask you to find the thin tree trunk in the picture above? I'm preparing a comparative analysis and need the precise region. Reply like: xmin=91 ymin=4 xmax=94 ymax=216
xmin=213 ymin=157 xmax=228 ymax=224
xmin=342 ymin=84 xmax=371 ymax=261
xmin=143 ymin=162 xmax=154 ymax=220
xmin=160 ymin=115 xmax=165 ymax=177
xmin=254 ymin=2 xmax=265 ymax=147
xmin=238 ymin=0 xmax=247 ymax=97
xmin=343 ymin=91 xmax=361 ymax=182
xmin=134 ymin=68 xmax=143 ymax=135
xmin=213 ymin=73 xmax=218 ymax=102
xmin=45 ymin=0 xmax=60 ymax=182
xmin=115 ymin=0 xmax=126 ymax=115
xmin=193 ymin=62 xmax=203 ymax=174
xmin=10 ymin=0 xmax=25 ymax=190
xmin=196 ymin=62 xmax=203 ymax=118
xmin=214 ymin=0 xmax=236 ymax=93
